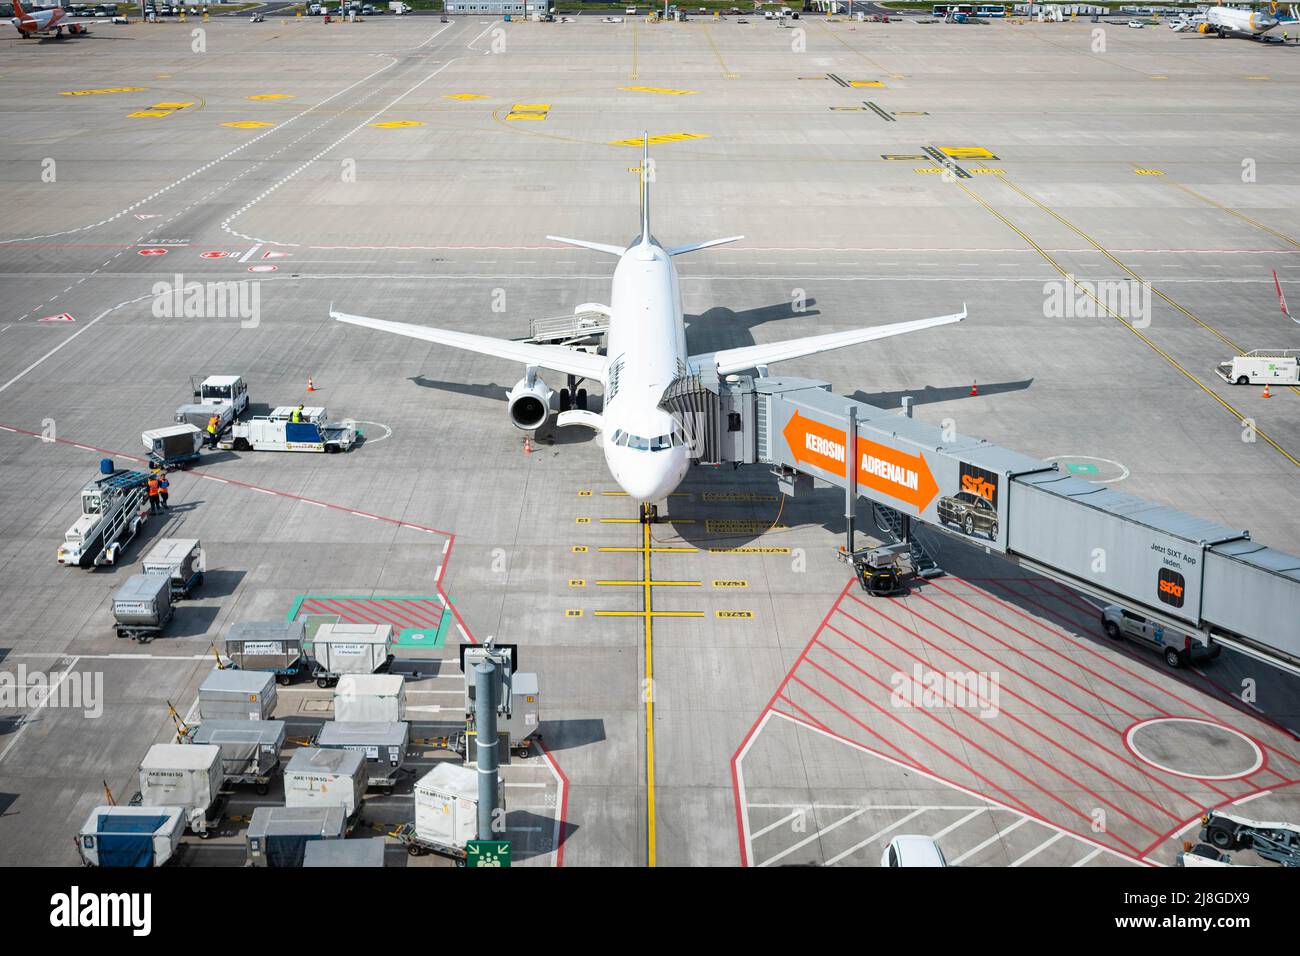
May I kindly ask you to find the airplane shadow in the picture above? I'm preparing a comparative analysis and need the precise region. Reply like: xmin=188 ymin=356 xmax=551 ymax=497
xmin=850 ymin=378 xmax=1035 ymax=409
xmin=685 ymin=299 xmax=820 ymax=356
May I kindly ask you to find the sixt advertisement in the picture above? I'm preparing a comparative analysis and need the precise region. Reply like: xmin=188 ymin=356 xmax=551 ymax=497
xmin=768 ymin=396 xmax=1021 ymax=553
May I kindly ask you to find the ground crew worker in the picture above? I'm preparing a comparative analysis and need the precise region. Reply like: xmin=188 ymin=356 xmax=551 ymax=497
xmin=290 ymin=404 xmax=304 ymax=424
xmin=206 ymin=414 xmax=220 ymax=448
xmin=158 ymin=474 xmax=170 ymax=510
xmin=146 ymin=476 xmax=161 ymax=514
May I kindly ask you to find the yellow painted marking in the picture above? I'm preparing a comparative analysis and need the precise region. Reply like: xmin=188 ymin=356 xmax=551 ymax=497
xmin=572 ymin=546 xmax=588 ymax=554
xmin=609 ymin=133 xmax=708 ymax=147
xmin=1134 ymin=169 xmax=1165 ymax=176
xmin=797 ymin=76 xmax=828 ymax=80
xmin=621 ymin=86 xmax=696 ymax=95
xmin=61 ymin=87 xmax=145 ymax=96
xmin=247 ymin=94 xmax=293 ymax=100
xmin=1246 ymin=76 xmax=1269 ymax=81
xmin=715 ymin=610 xmax=755 ymax=619
xmin=1164 ymin=180 xmax=1297 ymax=248
xmin=969 ymin=169 xmax=1006 ymax=175
xmin=223 ymin=121 xmax=273 ymax=128
xmin=565 ymin=609 xmax=583 ymax=618
xmin=940 ymin=146 xmax=995 ymax=159
xmin=848 ymin=80 xmax=885 ymax=87
xmin=575 ymin=517 xmax=590 ymax=524
xmin=703 ymin=492 xmax=777 ymax=502
xmin=829 ymin=106 xmax=866 ymax=112
xmin=370 ymin=120 xmax=425 ymax=128
xmin=914 ymin=168 xmax=946 ymax=174
xmin=568 ymin=579 xmax=586 ymax=588
xmin=578 ymin=490 xmax=592 ymax=497
xmin=151 ymin=102 xmax=193 ymax=110
xmin=706 ymin=520 xmax=786 ymax=533
xmin=596 ymin=580 xmax=701 ymax=587
xmin=883 ymin=154 xmax=928 ymax=161
xmin=893 ymin=111 xmax=929 ymax=116
xmin=712 ymin=580 xmax=748 ymax=589
xmin=513 ymin=103 xmax=550 ymax=112
xmin=506 ymin=112 xmax=547 ymax=121
xmin=444 ymin=93 xmax=489 ymax=100
xmin=641 ymin=518 xmax=656 ymax=867
xmin=129 ymin=111 xmax=173 ymax=118
xmin=708 ymin=547 xmax=790 ymax=554
xmin=1149 ymin=74 xmax=1168 ymax=80
xmin=601 ymin=490 xmax=688 ymax=497
xmin=600 ymin=546 xmax=696 ymax=553
xmin=595 ymin=610 xmax=705 ymax=618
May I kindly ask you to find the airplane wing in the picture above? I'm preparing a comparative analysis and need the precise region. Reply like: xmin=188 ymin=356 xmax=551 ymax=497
xmin=331 ymin=310 xmax=607 ymax=380
xmin=690 ymin=307 xmax=966 ymax=376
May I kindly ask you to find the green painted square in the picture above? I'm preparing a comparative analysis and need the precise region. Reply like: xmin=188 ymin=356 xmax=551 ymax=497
xmin=1066 ymin=463 xmax=1100 ymax=475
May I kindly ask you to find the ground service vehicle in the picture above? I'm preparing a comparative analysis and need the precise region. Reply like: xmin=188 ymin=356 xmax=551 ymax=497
xmin=1101 ymin=604 xmax=1221 ymax=668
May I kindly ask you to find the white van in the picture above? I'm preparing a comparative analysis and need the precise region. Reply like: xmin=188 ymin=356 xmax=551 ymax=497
xmin=882 ymin=835 xmax=948 ymax=867
xmin=1215 ymin=349 xmax=1299 ymax=386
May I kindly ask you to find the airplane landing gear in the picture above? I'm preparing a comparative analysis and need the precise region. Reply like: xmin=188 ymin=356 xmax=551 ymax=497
xmin=639 ymin=503 xmax=659 ymax=525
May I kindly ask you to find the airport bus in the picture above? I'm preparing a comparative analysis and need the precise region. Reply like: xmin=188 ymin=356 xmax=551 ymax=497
xmin=932 ymin=3 xmax=976 ymax=14
xmin=977 ymin=3 xmax=1006 ymax=15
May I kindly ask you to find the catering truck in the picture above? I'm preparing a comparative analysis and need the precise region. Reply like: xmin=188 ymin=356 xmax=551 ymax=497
xmin=223 ymin=406 xmax=356 ymax=454
xmin=57 ymin=464 xmax=151 ymax=568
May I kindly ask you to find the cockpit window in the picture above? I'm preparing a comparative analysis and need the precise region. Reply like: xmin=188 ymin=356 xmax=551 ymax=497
xmin=651 ymin=434 xmax=673 ymax=451
xmin=628 ymin=434 xmax=650 ymax=451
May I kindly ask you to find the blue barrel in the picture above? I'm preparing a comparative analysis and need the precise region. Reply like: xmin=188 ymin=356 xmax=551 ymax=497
xmin=100 ymin=458 xmax=115 ymax=474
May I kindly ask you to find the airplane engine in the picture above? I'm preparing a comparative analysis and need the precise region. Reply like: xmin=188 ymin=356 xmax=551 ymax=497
xmin=68 ymin=23 xmax=88 ymax=33
xmin=1198 ymin=22 xmax=1211 ymax=32
xmin=507 ymin=375 xmax=553 ymax=431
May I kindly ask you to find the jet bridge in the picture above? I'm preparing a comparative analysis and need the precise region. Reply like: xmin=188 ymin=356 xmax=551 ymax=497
xmin=663 ymin=370 xmax=1300 ymax=675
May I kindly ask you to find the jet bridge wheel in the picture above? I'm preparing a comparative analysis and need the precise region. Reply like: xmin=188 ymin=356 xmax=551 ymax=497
xmin=577 ymin=388 xmax=587 ymax=411
xmin=559 ymin=388 xmax=571 ymax=412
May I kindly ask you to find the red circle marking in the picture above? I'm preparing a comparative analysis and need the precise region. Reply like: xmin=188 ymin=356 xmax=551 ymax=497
xmin=247 ymin=264 xmax=277 ymax=273
xmin=200 ymin=251 xmax=228 ymax=259
xmin=138 ymin=248 xmax=168 ymax=256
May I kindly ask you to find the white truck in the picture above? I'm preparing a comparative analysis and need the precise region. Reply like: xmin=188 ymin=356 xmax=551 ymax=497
xmin=57 ymin=467 xmax=151 ymax=568
xmin=389 ymin=0 xmax=409 ymax=11
xmin=223 ymin=406 xmax=356 ymax=453
xmin=174 ymin=374 xmax=250 ymax=436
xmin=1215 ymin=349 xmax=1299 ymax=386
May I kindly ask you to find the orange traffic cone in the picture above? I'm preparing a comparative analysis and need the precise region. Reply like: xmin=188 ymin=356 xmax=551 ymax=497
xmin=307 ymin=377 xmax=317 ymax=393
xmin=970 ymin=381 xmax=979 ymax=396
xmin=523 ymin=437 xmax=533 ymax=454
xmin=1262 ymin=383 xmax=1272 ymax=399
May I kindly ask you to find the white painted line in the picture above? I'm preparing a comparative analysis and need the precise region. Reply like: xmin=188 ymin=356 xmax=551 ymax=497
xmin=239 ymin=243 xmax=263 ymax=263
xmin=1233 ymin=790 xmax=1273 ymax=806
xmin=350 ymin=512 xmax=378 ymax=520
xmin=1010 ymin=831 xmax=1066 ymax=867
xmin=950 ymin=817 xmax=1031 ymax=866
xmin=302 ymin=500 xmax=327 ymax=508
xmin=204 ymin=476 xmax=229 ymax=484
xmin=930 ymin=808 xmax=987 ymax=842
xmin=824 ymin=808 xmax=928 ymax=867
xmin=251 ymin=487 xmax=275 ymax=496
xmin=0 ymin=656 xmax=79 ymax=764
xmin=432 ymin=565 xmax=442 ymax=580
xmin=760 ymin=808 xmax=868 ymax=867
xmin=503 ymin=782 xmax=549 ymax=789
xmin=752 ymin=809 xmax=805 ymax=840
xmin=442 ymin=539 xmax=451 ymax=556
xmin=1073 ymin=847 xmax=1105 ymax=867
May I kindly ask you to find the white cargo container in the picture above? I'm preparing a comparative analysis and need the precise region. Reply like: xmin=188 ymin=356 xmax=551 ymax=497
xmin=139 ymin=743 xmax=223 ymax=835
xmin=77 ymin=805 xmax=187 ymax=867
xmin=198 ymin=667 xmax=277 ymax=721
xmin=189 ymin=719 xmax=285 ymax=790
xmin=141 ymin=537 xmax=205 ymax=597
xmin=413 ymin=763 xmax=497 ymax=852
xmin=315 ymin=721 xmax=410 ymax=787
xmin=311 ymin=622 xmax=394 ymax=684
xmin=334 ymin=674 xmax=406 ymax=722
xmin=284 ymin=747 xmax=367 ymax=817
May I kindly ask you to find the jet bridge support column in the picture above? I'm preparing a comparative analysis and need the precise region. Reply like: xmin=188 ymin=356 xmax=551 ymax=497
xmin=845 ymin=404 xmax=857 ymax=555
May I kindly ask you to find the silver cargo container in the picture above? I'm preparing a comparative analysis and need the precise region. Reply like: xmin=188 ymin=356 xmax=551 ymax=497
xmin=315 ymin=720 xmax=410 ymax=787
xmin=303 ymin=836 xmax=387 ymax=867
xmin=246 ymin=805 xmax=346 ymax=867
xmin=141 ymin=424 xmax=203 ymax=462
xmin=224 ymin=619 xmax=306 ymax=683
xmin=139 ymin=743 xmax=223 ymax=835
xmin=141 ymin=537 xmax=205 ymax=597
xmin=111 ymin=572 xmax=173 ymax=641
xmin=283 ymin=747 xmax=367 ymax=816
xmin=189 ymin=719 xmax=285 ymax=790
xmin=334 ymin=674 xmax=406 ymax=722
xmin=311 ymin=622 xmax=394 ymax=683
xmin=78 ymin=805 xmax=187 ymax=867
xmin=198 ymin=667 xmax=277 ymax=721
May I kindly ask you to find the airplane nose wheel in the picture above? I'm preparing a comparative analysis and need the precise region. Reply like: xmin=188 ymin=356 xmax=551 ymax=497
xmin=639 ymin=503 xmax=659 ymax=525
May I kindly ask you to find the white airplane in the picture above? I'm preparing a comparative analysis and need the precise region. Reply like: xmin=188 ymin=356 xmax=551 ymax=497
xmin=332 ymin=137 xmax=966 ymax=517
xmin=8 ymin=0 xmax=92 ymax=37
xmin=1169 ymin=5 xmax=1281 ymax=38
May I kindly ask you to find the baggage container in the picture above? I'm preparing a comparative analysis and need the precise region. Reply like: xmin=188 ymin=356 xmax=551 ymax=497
xmin=315 ymin=720 xmax=410 ymax=787
xmin=283 ymin=747 xmax=367 ymax=816
xmin=141 ymin=424 xmax=203 ymax=470
xmin=245 ymin=805 xmax=346 ymax=867
xmin=198 ymin=667 xmax=277 ymax=721
xmin=138 ymin=743 xmax=223 ymax=835
xmin=311 ymin=622 xmax=394 ymax=686
xmin=111 ymin=572 xmax=173 ymax=642
xmin=141 ymin=537 xmax=205 ymax=597
xmin=303 ymin=836 xmax=387 ymax=867
xmin=334 ymin=673 xmax=406 ymax=722
xmin=413 ymin=762 xmax=499 ymax=854
xmin=224 ymin=619 xmax=307 ymax=684
xmin=189 ymin=719 xmax=285 ymax=792
xmin=77 ymin=805 xmax=186 ymax=867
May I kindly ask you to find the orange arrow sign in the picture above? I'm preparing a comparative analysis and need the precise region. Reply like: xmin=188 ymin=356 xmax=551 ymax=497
xmin=782 ymin=410 xmax=940 ymax=513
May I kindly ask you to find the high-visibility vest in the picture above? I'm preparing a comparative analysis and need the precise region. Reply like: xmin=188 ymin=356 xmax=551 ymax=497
xmin=291 ymin=409 xmax=302 ymax=423
xmin=147 ymin=479 xmax=160 ymax=497
xmin=207 ymin=417 xmax=218 ymax=434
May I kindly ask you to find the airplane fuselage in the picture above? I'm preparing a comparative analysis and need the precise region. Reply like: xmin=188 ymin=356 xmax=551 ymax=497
xmin=600 ymin=238 xmax=692 ymax=502
xmin=1192 ymin=6 xmax=1280 ymax=36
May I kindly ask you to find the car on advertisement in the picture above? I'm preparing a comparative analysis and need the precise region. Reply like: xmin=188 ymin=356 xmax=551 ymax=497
xmin=1100 ymin=604 xmax=1221 ymax=668
xmin=936 ymin=490 xmax=998 ymax=540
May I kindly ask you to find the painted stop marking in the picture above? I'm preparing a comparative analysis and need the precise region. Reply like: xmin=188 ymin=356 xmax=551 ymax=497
xmin=247 ymin=264 xmax=277 ymax=273
xmin=138 ymin=247 xmax=168 ymax=256
xmin=200 ymin=251 xmax=228 ymax=259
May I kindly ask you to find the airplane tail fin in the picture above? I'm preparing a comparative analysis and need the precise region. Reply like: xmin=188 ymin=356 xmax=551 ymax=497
xmin=12 ymin=0 xmax=33 ymax=20
xmin=638 ymin=132 xmax=651 ymax=245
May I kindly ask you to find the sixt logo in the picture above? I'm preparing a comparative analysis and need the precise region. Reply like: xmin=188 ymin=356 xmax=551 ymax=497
xmin=961 ymin=474 xmax=996 ymax=501
xmin=1157 ymin=569 xmax=1186 ymax=608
